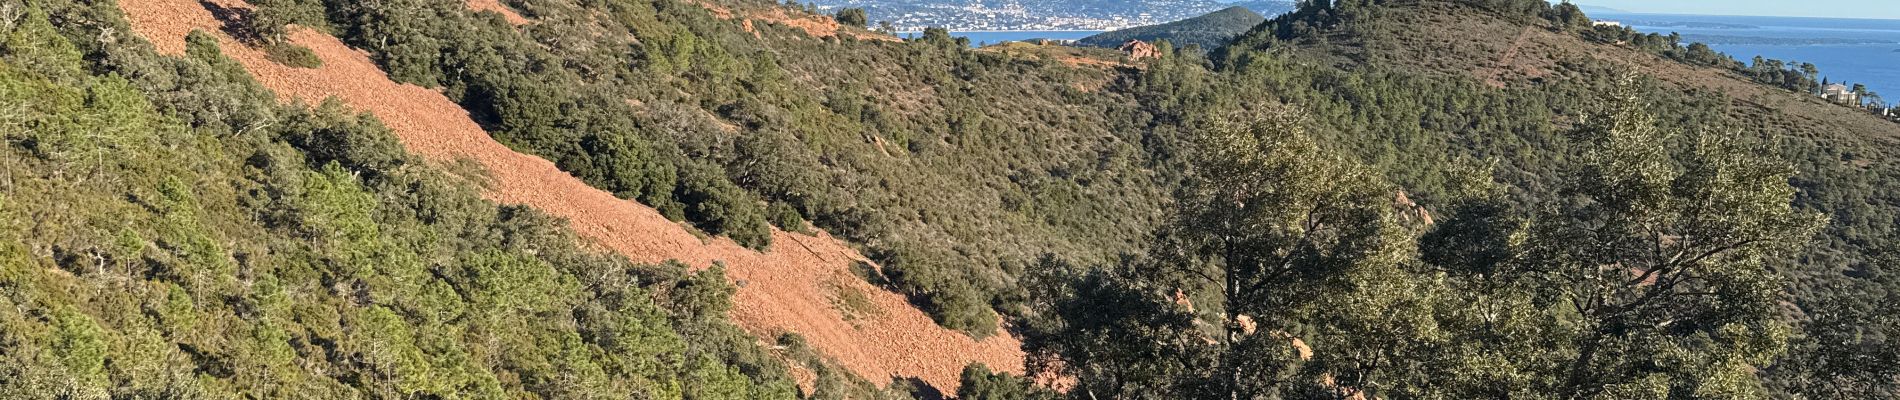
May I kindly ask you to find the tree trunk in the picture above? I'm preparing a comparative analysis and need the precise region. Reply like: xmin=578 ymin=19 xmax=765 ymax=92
xmin=1224 ymin=240 xmax=1242 ymax=400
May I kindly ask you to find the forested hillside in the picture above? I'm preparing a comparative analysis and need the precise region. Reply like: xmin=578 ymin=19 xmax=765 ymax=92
xmin=1076 ymin=6 xmax=1265 ymax=51
xmin=0 ymin=5 xmax=803 ymax=397
xmin=251 ymin=0 xmax=1185 ymax=337
xmin=5 ymin=0 xmax=1898 ymax=398
xmin=11 ymin=0 xmax=1164 ymax=395
xmin=1216 ymin=0 xmax=1900 ymax=324
xmin=1011 ymin=0 xmax=1900 ymax=397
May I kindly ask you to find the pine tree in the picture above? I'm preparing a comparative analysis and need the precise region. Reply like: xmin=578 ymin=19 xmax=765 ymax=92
xmin=1159 ymin=109 xmax=1410 ymax=399
xmin=834 ymin=8 xmax=869 ymax=28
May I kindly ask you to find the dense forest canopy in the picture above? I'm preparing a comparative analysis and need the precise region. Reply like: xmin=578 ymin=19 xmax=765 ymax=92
xmin=4 ymin=0 xmax=1898 ymax=398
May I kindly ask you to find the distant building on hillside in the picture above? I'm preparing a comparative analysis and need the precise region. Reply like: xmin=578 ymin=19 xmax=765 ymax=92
xmin=1592 ymin=20 xmax=1622 ymax=27
xmin=1823 ymin=83 xmax=1861 ymax=105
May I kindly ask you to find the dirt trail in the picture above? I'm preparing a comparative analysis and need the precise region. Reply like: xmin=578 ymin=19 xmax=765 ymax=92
xmin=1496 ymin=25 xmax=1535 ymax=68
xmin=1481 ymin=25 xmax=1537 ymax=87
xmin=116 ymin=0 xmax=1023 ymax=392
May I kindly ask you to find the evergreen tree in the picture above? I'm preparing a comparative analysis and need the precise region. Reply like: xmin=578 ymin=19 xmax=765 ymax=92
xmin=1158 ymin=109 xmax=1411 ymax=399
xmin=1553 ymin=1 xmax=1590 ymax=31
xmin=1521 ymin=81 xmax=1819 ymax=396
xmin=1021 ymin=256 xmax=1211 ymax=399
xmin=1414 ymin=80 xmax=1828 ymax=398
xmin=835 ymin=8 xmax=869 ymax=28
xmin=243 ymin=0 xmax=293 ymax=44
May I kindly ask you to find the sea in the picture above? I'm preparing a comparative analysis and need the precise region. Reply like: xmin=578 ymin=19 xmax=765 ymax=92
xmin=1586 ymin=13 xmax=1900 ymax=98
xmin=906 ymin=15 xmax=1900 ymax=98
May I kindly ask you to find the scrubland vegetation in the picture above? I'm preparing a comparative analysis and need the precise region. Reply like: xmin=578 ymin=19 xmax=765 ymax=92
xmin=5 ymin=0 xmax=1898 ymax=398
xmin=0 ymin=4 xmax=802 ymax=398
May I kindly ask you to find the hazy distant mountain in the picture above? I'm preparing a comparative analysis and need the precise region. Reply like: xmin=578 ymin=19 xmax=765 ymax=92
xmin=1225 ymin=0 xmax=1298 ymax=17
xmin=809 ymin=0 xmax=1235 ymax=31
xmin=1077 ymin=6 xmax=1266 ymax=50
xmin=1576 ymin=4 xmax=1627 ymax=14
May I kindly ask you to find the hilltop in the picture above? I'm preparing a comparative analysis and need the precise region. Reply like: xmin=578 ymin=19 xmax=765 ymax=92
xmin=1076 ymin=6 xmax=1267 ymax=51
xmin=1226 ymin=0 xmax=1300 ymax=16
xmin=1219 ymin=0 xmax=1900 ymax=270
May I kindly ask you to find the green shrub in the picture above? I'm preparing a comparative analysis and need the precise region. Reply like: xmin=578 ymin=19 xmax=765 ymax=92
xmin=848 ymin=260 xmax=889 ymax=288
xmin=766 ymin=201 xmax=806 ymax=233
xmin=958 ymin=363 xmax=1057 ymax=400
xmin=873 ymin=246 xmax=999 ymax=336
xmin=264 ymin=43 xmax=322 ymax=68
xmin=677 ymin=162 xmax=772 ymax=249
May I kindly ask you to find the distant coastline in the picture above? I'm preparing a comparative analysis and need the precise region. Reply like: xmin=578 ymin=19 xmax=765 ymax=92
xmin=1593 ymin=11 xmax=1900 ymax=25
xmin=1629 ymin=21 xmax=1758 ymax=29
xmin=1679 ymin=34 xmax=1899 ymax=45
xmin=1602 ymin=11 xmax=1900 ymax=100
xmin=898 ymin=29 xmax=1119 ymax=34
xmin=898 ymin=30 xmax=1109 ymax=47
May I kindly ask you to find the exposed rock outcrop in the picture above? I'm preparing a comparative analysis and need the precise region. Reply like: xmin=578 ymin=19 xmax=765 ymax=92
xmin=1119 ymin=39 xmax=1159 ymax=60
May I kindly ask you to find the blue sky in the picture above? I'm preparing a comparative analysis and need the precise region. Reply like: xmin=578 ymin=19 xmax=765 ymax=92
xmin=1565 ymin=0 xmax=1900 ymax=20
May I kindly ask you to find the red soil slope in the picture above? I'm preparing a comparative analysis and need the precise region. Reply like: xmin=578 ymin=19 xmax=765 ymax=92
xmin=116 ymin=0 xmax=1024 ymax=392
